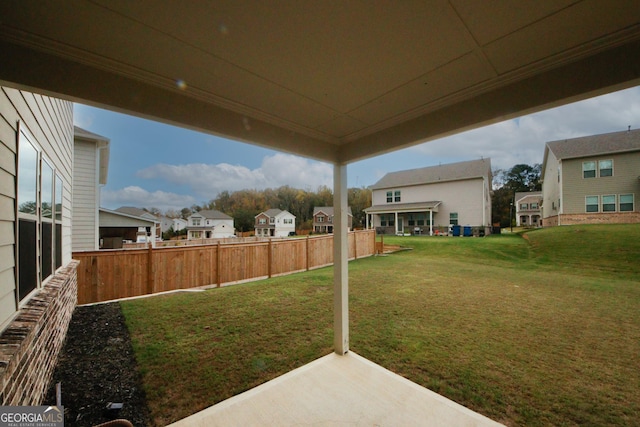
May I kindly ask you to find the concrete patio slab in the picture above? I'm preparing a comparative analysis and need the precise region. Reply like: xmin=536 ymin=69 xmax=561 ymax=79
xmin=168 ymin=351 xmax=504 ymax=426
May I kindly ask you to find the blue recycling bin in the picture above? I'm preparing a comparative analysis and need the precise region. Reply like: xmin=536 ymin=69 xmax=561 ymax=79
xmin=463 ymin=226 xmax=472 ymax=237
xmin=452 ymin=225 xmax=461 ymax=236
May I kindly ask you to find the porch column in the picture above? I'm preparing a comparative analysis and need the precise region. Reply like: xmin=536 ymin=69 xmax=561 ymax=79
xmin=333 ymin=163 xmax=349 ymax=355
xmin=395 ymin=211 xmax=399 ymax=235
xmin=429 ymin=210 xmax=433 ymax=236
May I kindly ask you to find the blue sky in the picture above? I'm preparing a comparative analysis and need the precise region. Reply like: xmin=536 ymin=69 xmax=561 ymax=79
xmin=74 ymin=86 xmax=640 ymax=212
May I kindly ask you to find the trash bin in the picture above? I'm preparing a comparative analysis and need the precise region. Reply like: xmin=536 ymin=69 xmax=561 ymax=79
xmin=452 ymin=225 xmax=461 ymax=236
xmin=463 ymin=226 xmax=472 ymax=237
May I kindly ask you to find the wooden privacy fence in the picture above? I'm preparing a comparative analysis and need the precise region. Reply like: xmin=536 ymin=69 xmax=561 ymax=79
xmin=75 ymin=230 xmax=376 ymax=304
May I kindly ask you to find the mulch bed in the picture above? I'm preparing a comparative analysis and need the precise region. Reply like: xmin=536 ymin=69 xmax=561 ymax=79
xmin=45 ymin=303 xmax=152 ymax=427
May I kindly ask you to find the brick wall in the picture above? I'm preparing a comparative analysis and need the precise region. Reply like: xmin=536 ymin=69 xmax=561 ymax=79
xmin=545 ymin=212 xmax=640 ymax=226
xmin=0 ymin=261 xmax=78 ymax=405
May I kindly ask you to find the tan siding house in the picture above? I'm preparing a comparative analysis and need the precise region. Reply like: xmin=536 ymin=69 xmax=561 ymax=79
xmin=541 ymin=129 xmax=640 ymax=226
xmin=72 ymin=127 xmax=110 ymax=251
xmin=313 ymin=207 xmax=352 ymax=233
xmin=0 ymin=87 xmax=78 ymax=405
xmin=365 ymin=159 xmax=492 ymax=235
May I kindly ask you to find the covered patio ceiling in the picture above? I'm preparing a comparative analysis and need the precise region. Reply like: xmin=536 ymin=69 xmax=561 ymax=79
xmin=1 ymin=1 xmax=640 ymax=165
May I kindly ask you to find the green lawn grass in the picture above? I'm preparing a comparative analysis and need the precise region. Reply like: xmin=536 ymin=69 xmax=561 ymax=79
xmin=121 ymin=224 xmax=640 ymax=426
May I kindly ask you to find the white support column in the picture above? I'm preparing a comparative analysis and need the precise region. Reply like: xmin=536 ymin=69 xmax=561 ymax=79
xmin=394 ymin=212 xmax=399 ymax=235
xmin=429 ymin=210 xmax=433 ymax=236
xmin=333 ymin=163 xmax=349 ymax=355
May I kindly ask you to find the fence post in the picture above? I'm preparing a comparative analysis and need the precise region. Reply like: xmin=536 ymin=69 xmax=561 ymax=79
xmin=353 ymin=231 xmax=358 ymax=260
xmin=147 ymin=242 xmax=154 ymax=295
xmin=268 ymin=239 xmax=273 ymax=278
xmin=306 ymin=236 xmax=310 ymax=271
xmin=217 ymin=241 xmax=222 ymax=287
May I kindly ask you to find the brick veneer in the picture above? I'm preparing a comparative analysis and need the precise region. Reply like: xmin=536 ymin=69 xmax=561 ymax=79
xmin=0 ymin=260 xmax=79 ymax=405
xmin=544 ymin=212 xmax=640 ymax=226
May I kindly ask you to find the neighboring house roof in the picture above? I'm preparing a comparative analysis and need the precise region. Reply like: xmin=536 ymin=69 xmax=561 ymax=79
xmin=115 ymin=206 xmax=158 ymax=221
xmin=364 ymin=201 xmax=442 ymax=213
xmin=515 ymin=191 xmax=542 ymax=202
xmin=313 ymin=207 xmax=353 ymax=217
xmin=74 ymin=126 xmax=110 ymax=185
xmin=99 ymin=208 xmax=156 ymax=226
xmin=256 ymin=209 xmax=295 ymax=218
xmin=370 ymin=158 xmax=491 ymax=189
xmin=546 ymin=128 xmax=640 ymax=160
xmin=193 ymin=209 xmax=233 ymax=220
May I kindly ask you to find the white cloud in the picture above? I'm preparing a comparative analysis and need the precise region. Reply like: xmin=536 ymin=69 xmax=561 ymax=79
xmin=101 ymin=186 xmax=197 ymax=211
xmin=409 ymin=86 xmax=640 ymax=170
xmin=136 ymin=153 xmax=333 ymax=198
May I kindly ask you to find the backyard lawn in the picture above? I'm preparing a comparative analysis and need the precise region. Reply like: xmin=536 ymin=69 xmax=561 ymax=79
xmin=121 ymin=224 xmax=640 ymax=426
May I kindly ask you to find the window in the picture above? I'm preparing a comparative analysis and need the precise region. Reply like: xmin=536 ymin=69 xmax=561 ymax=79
xmin=192 ymin=218 xmax=201 ymax=226
xmin=530 ymin=202 xmax=539 ymax=209
xmin=258 ymin=218 xmax=266 ymax=225
xmin=386 ymin=191 xmax=392 ymax=203
xmin=582 ymin=161 xmax=596 ymax=178
xmin=269 ymin=217 xmax=275 ymax=224
xmin=317 ymin=215 xmax=324 ymax=223
xmin=394 ymin=190 xmax=401 ymax=202
xmin=417 ymin=213 xmax=425 ymax=226
xmin=380 ymin=215 xmax=387 ymax=227
xmin=18 ymin=132 xmax=39 ymax=301
xmin=520 ymin=203 xmax=528 ymax=210
xmin=450 ymin=212 xmax=458 ymax=225
xmin=620 ymin=194 xmax=634 ymax=212
xmin=54 ymin=174 xmax=62 ymax=269
xmin=284 ymin=218 xmax=293 ymax=224
xmin=380 ymin=214 xmax=394 ymax=227
xmin=602 ymin=195 xmax=616 ymax=212
xmin=41 ymin=159 xmax=54 ymax=280
xmin=586 ymin=196 xmax=599 ymax=212
xmin=599 ymin=159 xmax=613 ymax=177
xmin=408 ymin=214 xmax=415 ymax=226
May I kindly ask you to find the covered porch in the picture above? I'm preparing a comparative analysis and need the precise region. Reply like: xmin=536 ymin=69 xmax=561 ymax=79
xmin=1 ymin=2 xmax=639 ymax=424
xmin=169 ymin=352 xmax=503 ymax=427
xmin=365 ymin=202 xmax=442 ymax=236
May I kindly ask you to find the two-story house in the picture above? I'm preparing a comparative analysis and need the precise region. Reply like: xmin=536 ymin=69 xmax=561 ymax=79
xmin=541 ymin=129 xmax=640 ymax=226
xmin=515 ymin=191 xmax=542 ymax=227
xmin=255 ymin=209 xmax=296 ymax=237
xmin=313 ymin=207 xmax=353 ymax=233
xmin=187 ymin=210 xmax=235 ymax=239
xmin=159 ymin=216 xmax=187 ymax=234
xmin=365 ymin=159 xmax=492 ymax=235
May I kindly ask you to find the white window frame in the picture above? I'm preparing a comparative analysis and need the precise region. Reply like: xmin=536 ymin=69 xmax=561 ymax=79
xmin=602 ymin=194 xmax=616 ymax=212
xmin=582 ymin=161 xmax=596 ymax=178
xmin=619 ymin=194 xmax=634 ymax=212
xmin=598 ymin=159 xmax=613 ymax=177
xmin=585 ymin=196 xmax=599 ymax=213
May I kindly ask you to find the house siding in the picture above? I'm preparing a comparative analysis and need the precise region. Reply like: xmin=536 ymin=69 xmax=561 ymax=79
xmin=541 ymin=151 xmax=561 ymax=220
xmin=72 ymin=140 xmax=99 ymax=251
xmin=0 ymin=87 xmax=76 ymax=406
xmin=561 ymin=152 xmax=640 ymax=214
xmin=372 ymin=178 xmax=487 ymax=227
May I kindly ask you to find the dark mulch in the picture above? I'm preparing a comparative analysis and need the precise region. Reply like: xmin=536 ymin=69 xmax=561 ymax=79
xmin=45 ymin=303 xmax=152 ymax=427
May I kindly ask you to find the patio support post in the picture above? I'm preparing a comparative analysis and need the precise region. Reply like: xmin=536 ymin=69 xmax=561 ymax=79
xmin=333 ymin=163 xmax=349 ymax=355
xmin=429 ymin=210 xmax=433 ymax=236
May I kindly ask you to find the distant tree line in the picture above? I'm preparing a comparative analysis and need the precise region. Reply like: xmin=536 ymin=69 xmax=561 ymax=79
xmin=491 ymin=163 xmax=542 ymax=228
xmin=150 ymin=185 xmax=372 ymax=233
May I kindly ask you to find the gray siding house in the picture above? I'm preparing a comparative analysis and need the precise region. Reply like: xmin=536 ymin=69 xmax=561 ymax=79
xmin=541 ymin=129 xmax=640 ymax=226
xmin=365 ymin=159 xmax=492 ymax=235
xmin=72 ymin=127 xmax=110 ymax=251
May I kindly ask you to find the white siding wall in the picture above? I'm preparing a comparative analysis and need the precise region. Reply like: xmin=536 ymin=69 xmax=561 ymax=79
xmin=0 ymin=87 xmax=73 ymax=328
xmin=72 ymin=140 xmax=98 ymax=251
